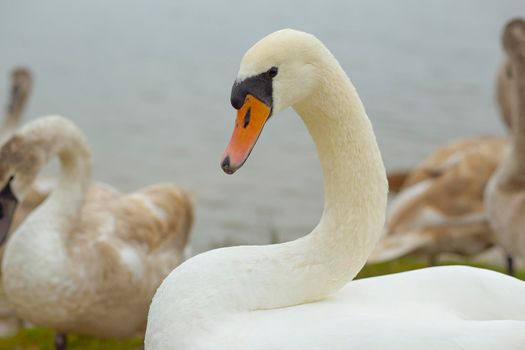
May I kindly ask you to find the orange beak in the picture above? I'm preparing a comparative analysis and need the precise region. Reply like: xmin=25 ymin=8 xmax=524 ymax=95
xmin=221 ymin=94 xmax=272 ymax=174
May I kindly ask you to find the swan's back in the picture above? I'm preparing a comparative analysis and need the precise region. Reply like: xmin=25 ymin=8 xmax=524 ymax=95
xmin=71 ymin=182 xmax=193 ymax=303
xmin=233 ymin=317 xmax=525 ymax=350
xmin=5 ymin=182 xmax=193 ymax=338
xmin=209 ymin=266 xmax=525 ymax=350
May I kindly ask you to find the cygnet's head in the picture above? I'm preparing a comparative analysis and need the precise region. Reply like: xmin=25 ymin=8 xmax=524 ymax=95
xmin=0 ymin=130 xmax=48 ymax=244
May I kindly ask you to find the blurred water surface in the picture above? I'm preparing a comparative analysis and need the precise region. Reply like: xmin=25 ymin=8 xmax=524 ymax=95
xmin=0 ymin=1 xmax=523 ymax=252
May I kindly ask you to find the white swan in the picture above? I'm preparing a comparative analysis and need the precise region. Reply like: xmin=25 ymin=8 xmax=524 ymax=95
xmin=0 ymin=116 xmax=193 ymax=349
xmin=145 ymin=29 xmax=525 ymax=350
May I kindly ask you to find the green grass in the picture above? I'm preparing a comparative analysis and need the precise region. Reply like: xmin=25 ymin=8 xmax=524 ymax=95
xmin=0 ymin=328 xmax=142 ymax=350
xmin=358 ymin=257 xmax=525 ymax=280
xmin=1 ymin=258 xmax=521 ymax=349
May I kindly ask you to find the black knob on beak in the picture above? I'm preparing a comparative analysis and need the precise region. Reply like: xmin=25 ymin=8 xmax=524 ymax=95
xmin=231 ymin=81 xmax=246 ymax=110
xmin=231 ymin=95 xmax=244 ymax=110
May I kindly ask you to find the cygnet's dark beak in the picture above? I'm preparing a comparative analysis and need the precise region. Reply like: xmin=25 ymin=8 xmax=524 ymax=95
xmin=0 ymin=177 xmax=18 ymax=245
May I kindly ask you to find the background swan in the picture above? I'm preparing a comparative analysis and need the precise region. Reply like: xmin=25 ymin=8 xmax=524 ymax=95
xmin=370 ymin=29 xmax=518 ymax=266
xmin=145 ymin=29 xmax=525 ymax=350
xmin=369 ymin=137 xmax=504 ymax=265
xmin=0 ymin=116 xmax=193 ymax=349
xmin=486 ymin=18 xmax=525 ymax=275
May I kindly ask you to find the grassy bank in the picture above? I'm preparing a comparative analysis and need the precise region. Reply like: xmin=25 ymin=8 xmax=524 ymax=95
xmin=0 ymin=328 xmax=142 ymax=350
xmin=1 ymin=258 xmax=521 ymax=349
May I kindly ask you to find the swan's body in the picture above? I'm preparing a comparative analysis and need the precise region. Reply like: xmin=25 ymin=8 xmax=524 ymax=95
xmin=486 ymin=19 xmax=525 ymax=274
xmin=0 ymin=116 xmax=193 ymax=341
xmin=145 ymin=29 xmax=525 ymax=350
xmin=160 ymin=266 xmax=525 ymax=350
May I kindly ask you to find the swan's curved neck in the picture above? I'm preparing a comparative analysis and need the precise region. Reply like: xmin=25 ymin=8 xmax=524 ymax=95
xmin=293 ymin=63 xmax=388 ymax=290
xmin=20 ymin=118 xmax=91 ymax=230
xmin=267 ymin=60 xmax=388 ymax=304
xmin=151 ymin=54 xmax=388 ymax=347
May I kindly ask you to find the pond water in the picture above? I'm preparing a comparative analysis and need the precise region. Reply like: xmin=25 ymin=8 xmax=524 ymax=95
xmin=0 ymin=0 xmax=523 ymax=252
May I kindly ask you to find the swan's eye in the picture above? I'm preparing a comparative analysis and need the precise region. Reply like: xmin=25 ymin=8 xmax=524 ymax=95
xmin=268 ymin=67 xmax=278 ymax=78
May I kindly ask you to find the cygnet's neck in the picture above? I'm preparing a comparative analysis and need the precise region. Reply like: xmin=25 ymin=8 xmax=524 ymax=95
xmin=0 ymin=84 xmax=29 ymax=145
xmin=18 ymin=116 xmax=91 ymax=230
xmin=499 ymin=58 xmax=525 ymax=185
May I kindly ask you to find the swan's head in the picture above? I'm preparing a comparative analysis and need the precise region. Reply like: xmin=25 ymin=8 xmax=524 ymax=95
xmin=0 ymin=134 xmax=44 ymax=244
xmin=221 ymin=29 xmax=324 ymax=174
